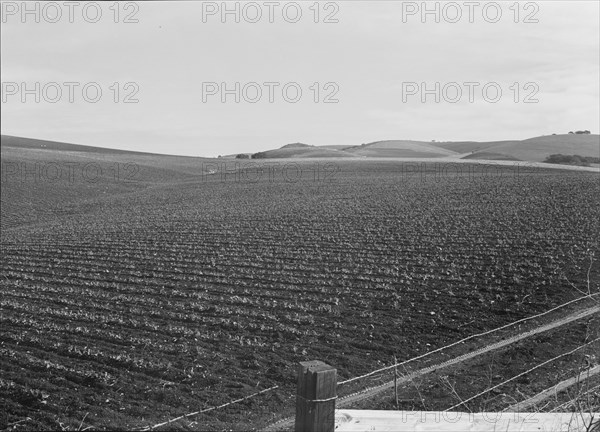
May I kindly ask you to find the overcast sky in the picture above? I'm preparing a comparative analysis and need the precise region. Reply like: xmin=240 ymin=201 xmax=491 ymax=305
xmin=1 ymin=1 xmax=599 ymax=157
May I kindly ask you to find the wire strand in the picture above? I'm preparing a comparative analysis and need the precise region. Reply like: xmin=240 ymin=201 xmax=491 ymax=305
xmin=549 ymin=383 xmax=600 ymax=412
xmin=138 ymin=385 xmax=279 ymax=431
xmin=445 ymin=337 xmax=600 ymax=412
xmin=338 ymin=294 xmax=600 ymax=386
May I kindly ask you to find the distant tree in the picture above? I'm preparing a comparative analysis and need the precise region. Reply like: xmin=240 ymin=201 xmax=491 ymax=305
xmin=552 ymin=133 xmax=556 ymax=135
xmin=251 ymin=152 xmax=267 ymax=159
xmin=236 ymin=154 xmax=250 ymax=159
xmin=568 ymin=131 xmax=574 ymax=134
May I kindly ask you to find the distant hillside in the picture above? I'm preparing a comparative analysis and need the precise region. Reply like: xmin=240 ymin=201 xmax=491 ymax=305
xmin=463 ymin=134 xmax=600 ymax=162
xmin=280 ymin=143 xmax=311 ymax=149
xmin=4 ymin=133 xmax=598 ymax=164
xmin=0 ymin=135 xmax=157 ymax=156
xmin=431 ymin=140 xmax=520 ymax=154
xmin=250 ymin=140 xmax=458 ymax=159
xmin=462 ymin=152 xmax=521 ymax=161
xmin=319 ymin=145 xmax=353 ymax=150
xmin=249 ymin=134 xmax=599 ymax=163
xmin=0 ymin=135 xmax=215 ymax=184
xmin=252 ymin=144 xmax=357 ymax=159
xmin=344 ymin=140 xmax=457 ymax=158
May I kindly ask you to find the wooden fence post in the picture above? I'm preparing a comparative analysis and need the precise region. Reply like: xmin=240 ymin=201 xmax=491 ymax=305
xmin=393 ymin=355 xmax=399 ymax=409
xmin=295 ymin=360 xmax=337 ymax=432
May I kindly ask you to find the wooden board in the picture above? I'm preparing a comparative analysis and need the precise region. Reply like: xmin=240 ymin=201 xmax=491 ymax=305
xmin=334 ymin=410 xmax=598 ymax=432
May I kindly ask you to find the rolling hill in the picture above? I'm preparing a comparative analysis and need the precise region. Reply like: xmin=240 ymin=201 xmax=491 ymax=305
xmin=430 ymin=140 xmax=520 ymax=155
xmin=344 ymin=140 xmax=458 ymax=158
xmin=462 ymin=134 xmax=600 ymax=162
xmin=248 ymin=134 xmax=599 ymax=163
xmin=251 ymin=143 xmax=358 ymax=159
xmin=0 ymin=135 xmax=160 ymax=156
xmin=249 ymin=140 xmax=458 ymax=159
xmin=3 ymin=133 xmax=599 ymax=166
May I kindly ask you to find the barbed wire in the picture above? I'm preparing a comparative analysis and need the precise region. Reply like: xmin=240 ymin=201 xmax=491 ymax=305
xmin=136 ymin=385 xmax=279 ymax=431
xmin=445 ymin=337 xmax=600 ymax=412
xmin=549 ymin=383 xmax=600 ymax=413
xmin=338 ymin=293 xmax=600 ymax=386
xmin=262 ymin=302 xmax=599 ymax=431
xmin=138 ymin=294 xmax=598 ymax=431
xmin=502 ymin=365 xmax=600 ymax=412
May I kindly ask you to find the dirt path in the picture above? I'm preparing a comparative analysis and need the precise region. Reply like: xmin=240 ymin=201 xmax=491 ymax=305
xmin=263 ymin=305 xmax=600 ymax=431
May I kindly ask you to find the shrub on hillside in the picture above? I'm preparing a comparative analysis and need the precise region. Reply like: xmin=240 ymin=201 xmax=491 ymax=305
xmin=545 ymin=154 xmax=600 ymax=166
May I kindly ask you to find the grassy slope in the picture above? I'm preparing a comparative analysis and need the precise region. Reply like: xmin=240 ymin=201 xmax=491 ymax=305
xmin=0 ymin=139 xmax=218 ymax=232
xmin=1 ymin=135 xmax=163 ymax=156
xmin=248 ymin=135 xmax=599 ymax=162
xmin=11 ymin=133 xmax=596 ymax=163
xmin=254 ymin=141 xmax=459 ymax=159
xmin=345 ymin=140 xmax=457 ymax=158
xmin=481 ymin=134 xmax=600 ymax=162
xmin=253 ymin=146 xmax=358 ymax=158
xmin=462 ymin=151 xmax=521 ymax=161
xmin=431 ymin=140 xmax=520 ymax=154
xmin=354 ymin=135 xmax=600 ymax=161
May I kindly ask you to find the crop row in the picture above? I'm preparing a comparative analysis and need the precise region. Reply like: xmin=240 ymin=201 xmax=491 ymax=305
xmin=1 ymin=165 xmax=598 ymax=430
